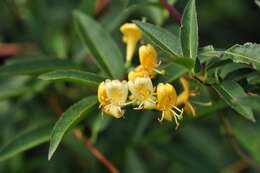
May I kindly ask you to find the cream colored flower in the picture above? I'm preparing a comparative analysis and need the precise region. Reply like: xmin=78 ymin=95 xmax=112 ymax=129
xmin=97 ymin=80 xmax=128 ymax=118
xmin=128 ymin=77 xmax=156 ymax=109
xmin=120 ymin=23 xmax=142 ymax=62
xmin=156 ymin=83 xmax=183 ymax=129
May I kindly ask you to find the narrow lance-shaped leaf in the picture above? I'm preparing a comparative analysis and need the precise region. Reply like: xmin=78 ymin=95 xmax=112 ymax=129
xmin=133 ymin=20 xmax=182 ymax=56
xmin=0 ymin=123 xmax=52 ymax=161
xmin=48 ymin=96 xmax=98 ymax=160
xmin=181 ymin=0 xmax=198 ymax=60
xmin=235 ymin=96 xmax=260 ymax=111
xmin=168 ymin=57 xmax=195 ymax=70
xmin=225 ymin=43 xmax=260 ymax=70
xmin=0 ymin=57 xmax=77 ymax=76
xmin=158 ymin=63 xmax=187 ymax=83
xmin=39 ymin=70 xmax=106 ymax=88
xmin=213 ymin=80 xmax=255 ymax=122
xmin=74 ymin=11 xmax=124 ymax=79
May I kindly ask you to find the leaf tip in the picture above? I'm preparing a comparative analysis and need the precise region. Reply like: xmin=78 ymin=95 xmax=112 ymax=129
xmin=48 ymin=150 xmax=53 ymax=161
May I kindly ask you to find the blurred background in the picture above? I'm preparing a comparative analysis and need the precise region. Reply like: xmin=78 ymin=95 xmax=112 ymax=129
xmin=0 ymin=0 xmax=260 ymax=173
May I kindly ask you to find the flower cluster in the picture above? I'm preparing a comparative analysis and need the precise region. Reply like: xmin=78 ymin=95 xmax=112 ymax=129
xmin=97 ymin=23 xmax=196 ymax=129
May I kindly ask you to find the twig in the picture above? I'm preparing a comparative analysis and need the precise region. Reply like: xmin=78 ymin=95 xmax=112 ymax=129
xmin=48 ymin=95 xmax=120 ymax=173
xmin=160 ymin=0 xmax=181 ymax=25
xmin=0 ymin=43 xmax=37 ymax=57
xmin=74 ymin=130 xmax=120 ymax=173
xmin=0 ymin=44 xmax=20 ymax=57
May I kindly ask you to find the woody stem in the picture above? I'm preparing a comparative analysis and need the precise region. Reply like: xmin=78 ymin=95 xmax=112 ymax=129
xmin=160 ymin=0 xmax=182 ymax=25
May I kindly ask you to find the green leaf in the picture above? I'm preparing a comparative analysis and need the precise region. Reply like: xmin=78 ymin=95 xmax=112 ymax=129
xmin=48 ymin=96 xmax=98 ymax=160
xmin=133 ymin=21 xmax=182 ymax=56
xmin=74 ymin=11 xmax=124 ymax=79
xmin=125 ymin=149 xmax=148 ymax=173
xmin=78 ymin=0 xmax=96 ymax=16
xmin=0 ymin=124 xmax=52 ymax=161
xmin=153 ymin=144 xmax=216 ymax=172
xmin=198 ymin=45 xmax=215 ymax=63
xmin=91 ymin=115 xmax=112 ymax=143
xmin=181 ymin=0 xmax=198 ymax=60
xmin=39 ymin=70 xmax=105 ymax=88
xmin=228 ymin=115 xmax=260 ymax=163
xmin=168 ymin=57 xmax=195 ymax=70
xmin=247 ymin=71 xmax=260 ymax=84
xmin=255 ymin=0 xmax=260 ymax=8
xmin=235 ymin=96 xmax=260 ymax=111
xmin=158 ymin=63 xmax=187 ymax=83
xmin=0 ymin=86 xmax=29 ymax=101
xmin=213 ymin=81 xmax=255 ymax=122
xmin=225 ymin=43 xmax=260 ymax=70
xmin=218 ymin=63 xmax=250 ymax=79
xmin=0 ymin=57 xmax=76 ymax=76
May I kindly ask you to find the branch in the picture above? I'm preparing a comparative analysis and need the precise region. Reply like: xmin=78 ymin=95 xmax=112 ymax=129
xmin=74 ymin=130 xmax=120 ymax=173
xmin=160 ymin=0 xmax=181 ymax=25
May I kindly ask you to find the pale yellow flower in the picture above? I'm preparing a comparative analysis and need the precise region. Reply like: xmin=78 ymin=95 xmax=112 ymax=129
xmin=120 ymin=23 xmax=142 ymax=62
xmin=128 ymin=65 xmax=149 ymax=81
xmin=98 ymin=80 xmax=128 ymax=118
xmin=139 ymin=44 xmax=164 ymax=78
xmin=128 ymin=77 xmax=156 ymax=109
xmin=156 ymin=83 xmax=183 ymax=129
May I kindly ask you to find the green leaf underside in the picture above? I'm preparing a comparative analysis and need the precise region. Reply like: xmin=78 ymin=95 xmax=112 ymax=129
xmin=0 ymin=58 xmax=76 ymax=76
xmin=213 ymin=81 xmax=255 ymax=122
xmin=48 ymin=96 xmax=98 ymax=160
xmin=158 ymin=63 xmax=187 ymax=83
xmin=134 ymin=20 xmax=182 ymax=56
xmin=235 ymin=96 xmax=260 ymax=110
xmin=0 ymin=124 xmax=52 ymax=161
xmin=39 ymin=70 xmax=106 ymax=88
xmin=225 ymin=43 xmax=260 ymax=69
xmin=181 ymin=0 xmax=198 ymax=60
xmin=74 ymin=11 xmax=124 ymax=79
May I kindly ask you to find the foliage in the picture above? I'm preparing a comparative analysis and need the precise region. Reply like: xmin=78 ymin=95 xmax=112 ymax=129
xmin=0 ymin=0 xmax=260 ymax=172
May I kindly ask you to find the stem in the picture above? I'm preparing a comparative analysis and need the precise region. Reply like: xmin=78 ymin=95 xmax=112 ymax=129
xmin=160 ymin=0 xmax=182 ymax=25
xmin=74 ymin=130 xmax=120 ymax=173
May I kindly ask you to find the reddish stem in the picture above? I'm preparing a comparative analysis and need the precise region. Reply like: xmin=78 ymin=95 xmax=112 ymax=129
xmin=160 ymin=0 xmax=182 ymax=25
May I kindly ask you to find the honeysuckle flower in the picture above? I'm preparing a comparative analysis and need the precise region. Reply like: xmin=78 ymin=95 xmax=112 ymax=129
xmin=139 ymin=44 xmax=164 ymax=78
xmin=176 ymin=77 xmax=196 ymax=116
xmin=128 ymin=65 xmax=149 ymax=81
xmin=128 ymin=76 xmax=156 ymax=109
xmin=98 ymin=80 xmax=128 ymax=118
xmin=156 ymin=83 xmax=184 ymax=129
xmin=120 ymin=23 xmax=142 ymax=63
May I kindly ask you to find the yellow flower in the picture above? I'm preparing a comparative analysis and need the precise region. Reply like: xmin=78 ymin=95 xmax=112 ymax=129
xmin=156 ymin=83 xmax=183 ymax=129
xmin=128 ymin=76 xmax=156 ymax=109
xmin=176 ymin=77 xmax=196 ymax=116
xmin=97 ymin=80 xmax=128 ymax=118
xmin=128 ymin=65 xmax=150 ymax=81
xmin=120 ymin=23 xmax=142 ymax=62
xmin=139 ymin=44 xmax=164 ymax=77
